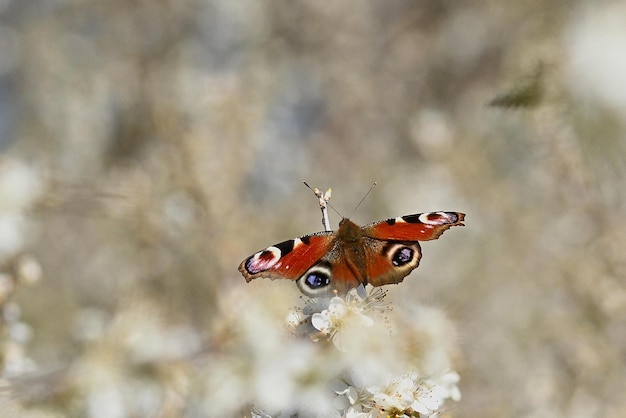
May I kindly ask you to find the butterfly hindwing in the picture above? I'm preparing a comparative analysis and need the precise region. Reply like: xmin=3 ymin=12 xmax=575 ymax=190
xmin=362 ymin=238 xmax=423 ymax=287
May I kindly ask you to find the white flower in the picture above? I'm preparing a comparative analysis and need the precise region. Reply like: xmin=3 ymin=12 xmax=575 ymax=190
xmin=311 ymin=296 xmax=348 ymax=332
xmin=367 ymin=371 xmax=461 ymax=417
xmin=370 ymin=373 xmax=417 ymax=412
xmin=426 ymin=370 xmax=462 ymax=402
xmin=250 ymin=407 xmax=273 ymax=418
xmin=336 ymin=385 xmax=360 ymax=406
xmin=308 ymin=289 xmax=387 ymax=350
xmin=335 ymin=381 xmax=375 ymax=413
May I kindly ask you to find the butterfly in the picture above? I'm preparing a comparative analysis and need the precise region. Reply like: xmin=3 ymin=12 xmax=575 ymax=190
xmin=239 ymin=211 xmax=465 ymax=297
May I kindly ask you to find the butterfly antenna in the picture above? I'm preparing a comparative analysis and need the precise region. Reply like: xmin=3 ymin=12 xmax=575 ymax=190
xmin=303 ymin=182 xmax=341 ymax=231
xmin=351 ymin=182 xmax=377 ymax=217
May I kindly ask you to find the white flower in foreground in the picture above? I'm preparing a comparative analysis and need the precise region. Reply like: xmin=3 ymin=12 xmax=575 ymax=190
xmin=336 ymin=385 xmax=360 ymax=406
xmin=250 ymin=407 xmax=273 ymax=418
xmin=218 ymin=284 xmax=460 ymax=417
xmin=335 ymin=381 xmax=374 ymax=413
xmin=288 ymin=288 xmax=388 ymax=341
xmin=427 ymin=371 xmax=462 ymax=403
xmin=367 ymin=371 xmax=460 ymax=417
xmin=311 ymin=296 xmax=374 ymax=349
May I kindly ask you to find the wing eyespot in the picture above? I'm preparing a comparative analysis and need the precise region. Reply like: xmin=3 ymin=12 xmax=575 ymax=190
xmin=305 ymin=271 xmax=330 ymax=288
xmin=392 ymin=247 xmax=414 ymax=266
xmin=383 ymin=243 xmax=422 ymax=269
xmin=296 ymin=262 xmax=333 ymax=297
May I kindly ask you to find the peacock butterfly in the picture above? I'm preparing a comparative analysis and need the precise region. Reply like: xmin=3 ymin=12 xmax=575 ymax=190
xmin=239 ymin=211 xmax=465 ymax=297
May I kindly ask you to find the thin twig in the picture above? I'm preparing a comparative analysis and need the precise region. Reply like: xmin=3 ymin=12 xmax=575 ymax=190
xmin=303 ymin=182 xmax=332 ymax=231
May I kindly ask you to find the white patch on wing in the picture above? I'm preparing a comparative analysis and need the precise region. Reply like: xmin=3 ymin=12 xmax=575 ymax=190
xmin=246 ymin=246 xmax=281 ymax=273
xmin=418 ymin=212 xmax=452 ymax=225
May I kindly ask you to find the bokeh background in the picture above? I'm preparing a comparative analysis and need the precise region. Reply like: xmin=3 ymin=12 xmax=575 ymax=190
xmin=1 ymin=0 xmax=625 ymax=417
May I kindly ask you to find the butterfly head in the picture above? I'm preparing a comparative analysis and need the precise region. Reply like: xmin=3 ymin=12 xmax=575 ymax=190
xmin=337 ymin=218 xmax=363 ymax=243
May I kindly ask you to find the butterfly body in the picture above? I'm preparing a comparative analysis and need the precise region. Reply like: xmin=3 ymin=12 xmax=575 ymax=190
xmin=239 ymin=212 xmax=465 ymax=297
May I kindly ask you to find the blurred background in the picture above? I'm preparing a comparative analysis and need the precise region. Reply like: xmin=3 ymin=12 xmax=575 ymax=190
xmin=0 ymin=0 xmax=625 ymax=417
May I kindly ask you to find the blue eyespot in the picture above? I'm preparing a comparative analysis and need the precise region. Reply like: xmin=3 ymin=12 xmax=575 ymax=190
xmin=392 ymin=247 xmax=413 ymax=266
xmin=305 ymin=272 xmax=330 ymax=288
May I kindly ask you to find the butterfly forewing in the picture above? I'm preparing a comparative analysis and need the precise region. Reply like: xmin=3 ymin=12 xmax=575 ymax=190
xmin=238 ymin=232 xmax=335 ymax=283
xmin=362 ymin=212 xmax=465 ymax=241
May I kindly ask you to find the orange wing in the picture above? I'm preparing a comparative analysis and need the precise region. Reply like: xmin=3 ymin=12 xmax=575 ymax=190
xmin=360 ymin=212 xmax=464 ymax=287
xmin=239 ymin=232 xmax=335 ymax=283
xmin=363 ymin=212 xmax=465 ymax=241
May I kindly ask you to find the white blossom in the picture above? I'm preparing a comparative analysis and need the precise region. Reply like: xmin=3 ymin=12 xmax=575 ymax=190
xmin=308 ymin=290 xmax=386 ymax=350
xmin=366 ymin=371 xmax=460 ymax=417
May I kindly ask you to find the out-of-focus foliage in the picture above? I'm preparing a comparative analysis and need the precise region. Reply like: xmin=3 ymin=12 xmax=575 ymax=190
xmin=0 ymin=0 xmax=625 ymax=416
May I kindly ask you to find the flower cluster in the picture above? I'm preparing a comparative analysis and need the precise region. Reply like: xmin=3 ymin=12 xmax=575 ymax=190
xmin=243 ymin=286 xmax=462 ymax=417
xmin=290 ymin=287 xmax=387 ymax=350
xmin=336 ymin=371 xmax=461 ymax=417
